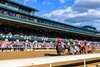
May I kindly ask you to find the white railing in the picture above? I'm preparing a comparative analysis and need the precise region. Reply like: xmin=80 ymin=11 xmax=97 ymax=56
xmin=0 ymin=53 xmax=100 ymax=67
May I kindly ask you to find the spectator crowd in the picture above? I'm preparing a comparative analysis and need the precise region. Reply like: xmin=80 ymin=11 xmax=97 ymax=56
xmin=0 ymin=38 xmax=100 ymax=52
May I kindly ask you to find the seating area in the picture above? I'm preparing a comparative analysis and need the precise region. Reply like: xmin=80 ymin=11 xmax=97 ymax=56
xmin=0 ymin=24 xmax=100 ymax=52
xmin=0 ymin=33 xmax=100 ymax=51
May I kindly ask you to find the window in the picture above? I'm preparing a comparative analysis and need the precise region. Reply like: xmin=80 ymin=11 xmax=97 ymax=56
xmin=0 ymin=8 xmax=96 ymax=35
xmin=6 ymin=3 xmax=19 ymax=9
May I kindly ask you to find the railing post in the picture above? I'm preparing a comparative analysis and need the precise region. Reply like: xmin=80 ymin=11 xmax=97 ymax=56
xmin=50 ymin=63 xmax=52 ymax=67
xmin=84 ymin=59 xmax=86 ymax=67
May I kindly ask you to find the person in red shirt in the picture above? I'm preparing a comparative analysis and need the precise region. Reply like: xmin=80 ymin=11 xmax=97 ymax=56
xmin=55 ymin=38 xmax=62 ymax=55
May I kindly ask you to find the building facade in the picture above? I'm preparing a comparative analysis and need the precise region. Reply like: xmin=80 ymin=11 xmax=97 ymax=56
xmin=0 ymin=0 xmax=100 ymax=42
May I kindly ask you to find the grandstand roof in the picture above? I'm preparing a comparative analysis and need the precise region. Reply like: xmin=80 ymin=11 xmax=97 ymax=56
xmin=0 ymin=0 xmax=97 ymax=33
xmin=33 ymin=16 xmax=97 ymax=33
xmin=81 ymin=25 xmax=96 ymax=30
xmin=6 ymin=0 xmax=39 ymax=12
xmin=0 ymin=0 xmax=100 ymax=41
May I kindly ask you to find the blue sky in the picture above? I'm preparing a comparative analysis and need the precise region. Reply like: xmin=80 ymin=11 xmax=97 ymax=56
xmin=12 ymin=0 xmax=100 ymax=30
xmin=12 ymin=0 xmax=75 ymax=16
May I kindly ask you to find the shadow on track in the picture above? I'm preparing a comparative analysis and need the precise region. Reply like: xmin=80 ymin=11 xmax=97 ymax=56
xmin=44 ymin=54 xmax=58 ymax=56
xmin=44 ymin=53 xmax=67 ymax=56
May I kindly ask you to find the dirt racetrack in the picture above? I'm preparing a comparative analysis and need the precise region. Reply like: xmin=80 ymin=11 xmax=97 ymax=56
xmin=0 ymin=49 xmax=100 ymax=67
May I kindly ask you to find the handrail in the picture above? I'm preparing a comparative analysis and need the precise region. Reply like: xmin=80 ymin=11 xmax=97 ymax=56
xmin=0 ymin=53 xmax=100 ymax=67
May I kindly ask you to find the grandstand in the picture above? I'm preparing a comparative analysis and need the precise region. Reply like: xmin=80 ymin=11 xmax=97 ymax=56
xmin=0 ymin=0 xmax=100 ymax=50
xmin=0 ymin=0 xmax=100 ymax=40
xmin=0 ymin=0 xmax=100 ymax=67
xmin=0 ymin=0 xmax=100 ymax=51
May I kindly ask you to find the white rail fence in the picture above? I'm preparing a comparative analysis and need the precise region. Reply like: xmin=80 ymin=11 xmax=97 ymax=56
xmin=0 ymin=53 xmax=100 ymax=67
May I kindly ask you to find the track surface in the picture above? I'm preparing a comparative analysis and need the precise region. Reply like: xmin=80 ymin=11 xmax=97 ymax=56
xmin=0 ymin=49 xmax=100 ymax=67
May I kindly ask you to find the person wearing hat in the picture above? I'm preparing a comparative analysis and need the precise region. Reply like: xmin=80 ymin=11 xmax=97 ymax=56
xmin=55 ymin=38 xmax=62 ymax=55
xmin=68 ymin=39 xmax=76 ymax=54
xmin=69 ymin=39 xmax=75 ymax=46
xmin=55 ymin=38 xmax=64 ymax=55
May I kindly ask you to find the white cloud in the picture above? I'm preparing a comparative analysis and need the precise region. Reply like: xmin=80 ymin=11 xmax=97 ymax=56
xmin=73 ymin=0 xmax=100 ymax=13
xmin=24 ymin=0 xmax=31 ymax=5
xmin=24 ymin=0 xmax=37 ymax=4
xmin=75 ymin=0 xmax=100 ymax=9
xmin=93 ymin=23 xmax=100 ymax=30
xmin=59 ymin=0 xmax=66 ymax=3
xmin=64 ymin=9 xmax=100 ymax=22
xmin=74 ymin=22 xmax=81 ymax=26
xmin=75 ymin=22 xmax=100 ymax=31
xmin=42 ymin=1 xmax=52 ymax=6
xmin=43 ymin=7 xmax=72 ymax=18
xmin=43 ymin=0 xmax=100 ymax=30
xmin=24 ymin=0 xmax=37 ymax=5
